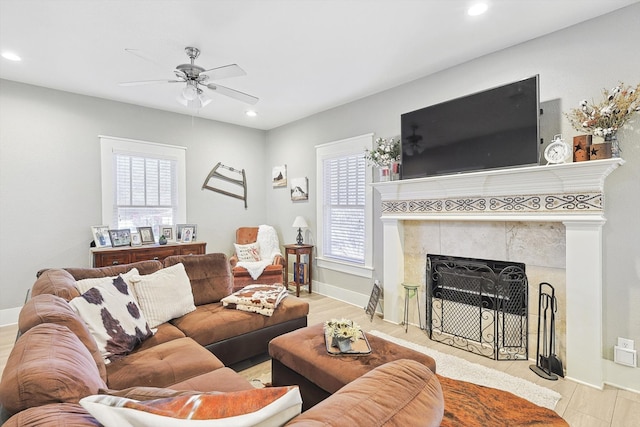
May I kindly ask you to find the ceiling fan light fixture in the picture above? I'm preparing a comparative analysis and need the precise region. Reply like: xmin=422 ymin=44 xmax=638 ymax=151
xmin=182 ymin=81 xmax=198 ymax=101
xmin=177 ymin=88 xmax=211 ymax=109
xmin=198 ymin=90 xmax=212 ymax=108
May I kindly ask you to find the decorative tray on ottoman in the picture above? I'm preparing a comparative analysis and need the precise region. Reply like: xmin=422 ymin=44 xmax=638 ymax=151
xmin=324 ymin=330 xmax=372 ymax=356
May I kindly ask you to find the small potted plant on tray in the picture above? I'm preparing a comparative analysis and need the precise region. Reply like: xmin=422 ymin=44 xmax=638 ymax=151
xmin=324 ymin=318 xmax=362 ymax=352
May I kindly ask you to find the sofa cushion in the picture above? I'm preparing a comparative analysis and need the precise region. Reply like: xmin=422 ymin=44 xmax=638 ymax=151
xmin=234 ymin=242 xmax=261 ymax=262
xmin=18 ymin=293 xmax=108 ymax=382
xmin=169 ymin=367 xmax=256 ymax=393
xmin=3 ymin=403 xmax=100 ymax=427
xmin=75 ymin=268 xmax=139 ymax=295
xmin=133 ymin=322 xmax=186 ymax=352
xmin=171 ymin=297 xmax=309 ymax=347
xmin=104 ymin=337 xmax=224 ymax=390
xmin=103 ymin=367 xmax=254 ymax=400
xmin=65 ymin=260 xmax=163 ymax=280
xmin=80 ymin=386 xmax=302 ymax=427
xmin=69 ymin=275 xmax=154 ymax=363
xmin=31 ymin=268 xmax=81 ymax=301
xmin=0 ymin=323 xmax=107 ymax=416
xmin=130 ymin=262 xmax=196 ymax=328
xmin=285 ymin=359 xmax=444 ymax=427
xmin=164 ymin=253 xmax=233 ymax=305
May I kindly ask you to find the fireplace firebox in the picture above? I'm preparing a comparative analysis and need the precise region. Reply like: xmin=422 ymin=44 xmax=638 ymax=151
xmin=426 ymin=254 xmax=528 ymax=360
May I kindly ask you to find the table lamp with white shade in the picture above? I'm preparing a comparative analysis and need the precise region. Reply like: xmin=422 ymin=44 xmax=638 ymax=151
xmin=292 ymin=216 xmax=308 ymax=245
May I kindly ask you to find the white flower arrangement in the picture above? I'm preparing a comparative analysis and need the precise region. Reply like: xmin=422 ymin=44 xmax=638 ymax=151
xmin=324 ymin=318 xmax=361 ymax=342
xmin=565 ymin=82 xmax=640 ymax=138
xmin=364 ymin=137 xmax=401 ymax=167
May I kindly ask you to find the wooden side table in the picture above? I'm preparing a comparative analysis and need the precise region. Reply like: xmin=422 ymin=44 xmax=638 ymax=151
xmin=284 ymin=244 xmax=313 ymax=297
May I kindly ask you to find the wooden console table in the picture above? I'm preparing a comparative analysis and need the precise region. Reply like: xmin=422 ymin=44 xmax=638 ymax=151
xmin=91 ymin=241 xmax=206 ymax=267
xmin=284 ymin=244 xmax=313 ymax=297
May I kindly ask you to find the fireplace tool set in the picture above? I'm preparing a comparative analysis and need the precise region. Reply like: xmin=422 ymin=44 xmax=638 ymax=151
xmin=530 ymin=282 xmax=564 ymax=380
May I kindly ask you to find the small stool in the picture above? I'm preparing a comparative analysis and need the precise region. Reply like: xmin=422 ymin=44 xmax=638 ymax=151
xmin=401 ymin=283 xmax=424 ymax=333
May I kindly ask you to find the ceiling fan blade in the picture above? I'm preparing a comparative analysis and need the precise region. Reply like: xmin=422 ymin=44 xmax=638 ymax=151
xmin=124 ymin=48 xmax=164 ymax=66
xmin=202 ymin=64 xmax=246 ymax=80
xmin=119 ymin=79 xmax=183 ymax=87
xmin=205 ymin=83 xmax=259 ymax=105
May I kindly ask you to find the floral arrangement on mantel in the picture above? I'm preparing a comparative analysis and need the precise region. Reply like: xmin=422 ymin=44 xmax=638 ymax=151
xmin=364 ymin=137 xmax=401 ymax=168
xmin=565 ymin=82 xmax=640 ymax=138
xmin=324 ymin=318 xmax=361 ymax=343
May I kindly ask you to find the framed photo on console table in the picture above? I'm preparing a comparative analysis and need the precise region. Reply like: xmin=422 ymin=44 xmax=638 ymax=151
xmin=181 ymin=226 xmax=194 ymax=243
xmin=176 ymin=224 xmax=197 ymax=241
xmin=91 ymin=225 xmax=111 ymax=248
xmin=109 ymin=229 xmax=131 ymax=247
xmin=161 ymin=226 xmax=174 ymax=242
xmin=137 ymin=226 xmax=155 ymax=244
xmin=130 ymin=231 xmax=142 ymax=247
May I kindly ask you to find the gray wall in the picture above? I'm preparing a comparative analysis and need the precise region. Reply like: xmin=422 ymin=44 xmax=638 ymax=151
xmin=0 ymin=80 xmax=268 ymax=314
xmin=265 ymin=3 xmax=640 ymax=383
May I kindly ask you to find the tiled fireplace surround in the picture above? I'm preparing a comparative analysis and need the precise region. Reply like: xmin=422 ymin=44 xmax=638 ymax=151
xmin=373 ymin=158 xmax=624 ymax=389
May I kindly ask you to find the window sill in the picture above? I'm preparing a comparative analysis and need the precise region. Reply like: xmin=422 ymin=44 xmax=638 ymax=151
xmin=316 ymin=257 xmax=373 ymax=279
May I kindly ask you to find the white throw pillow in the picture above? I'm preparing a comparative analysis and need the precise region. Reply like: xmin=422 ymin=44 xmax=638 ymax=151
xmin=69 ymin=275 xmax=153 ymax=364
xmin=75 ymin=268 xmax=139 ymax=296
xmin=234 ymin=242 xmax=261 ymax=262
xmin=130 ymin=263 xmax=196 ymax=328
xmin=80 ymin=386 xmax=302 ymax=427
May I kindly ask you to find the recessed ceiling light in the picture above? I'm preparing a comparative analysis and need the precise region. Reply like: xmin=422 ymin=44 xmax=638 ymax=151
xmin=1 ymin=51 xmax=22 ymax=61
xmin=245 ymin=110 xmax=257 ymax=117
xmin=468 ymin=3 xmax=488 ymax=16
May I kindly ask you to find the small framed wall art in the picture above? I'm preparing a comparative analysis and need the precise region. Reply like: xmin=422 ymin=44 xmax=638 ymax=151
xmin=109 ymin=229 xmax=131 ymax=247
xmin=91 ymin=225 xmax=111 ymax=248
xmin=290 ymin=177 xmax=309 ymax=201
xmin=272 ymin=165 xmax=287 ymax=188
xmin=137 ymin=226 xmax=155 ymax=244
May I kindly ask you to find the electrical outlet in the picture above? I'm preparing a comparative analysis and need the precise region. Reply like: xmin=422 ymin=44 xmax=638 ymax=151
xmin=617 ymin=337 xmax=635 ymax=350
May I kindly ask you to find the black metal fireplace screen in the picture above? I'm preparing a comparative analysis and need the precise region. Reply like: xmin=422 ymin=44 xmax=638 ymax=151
xmin=426 ymin=254 xmax=528 ymax=360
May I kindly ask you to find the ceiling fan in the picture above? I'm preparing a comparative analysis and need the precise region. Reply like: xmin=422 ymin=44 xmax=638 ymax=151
xmin=119 ymin=46 xmax=258 ymax=109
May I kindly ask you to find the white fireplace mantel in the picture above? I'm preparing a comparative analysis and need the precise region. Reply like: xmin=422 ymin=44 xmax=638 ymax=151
xmin=372 ymin=158 xmax=624 ymax=389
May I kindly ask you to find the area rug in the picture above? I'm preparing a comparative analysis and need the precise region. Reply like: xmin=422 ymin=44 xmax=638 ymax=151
xmin=369 ymin=330 xmax=561 ymax=410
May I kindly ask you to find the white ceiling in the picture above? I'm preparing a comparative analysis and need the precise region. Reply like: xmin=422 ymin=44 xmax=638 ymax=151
xmin=1 ymin=0 xmax=637 ymax=130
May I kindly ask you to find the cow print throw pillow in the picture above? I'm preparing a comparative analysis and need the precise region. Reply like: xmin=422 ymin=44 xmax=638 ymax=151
xmin=70 ymin=275 xmax=154 ymax=364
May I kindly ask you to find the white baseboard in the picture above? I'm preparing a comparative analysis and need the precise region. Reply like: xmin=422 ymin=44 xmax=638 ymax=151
xmin=0 ymin=306 xmax=20 ymax=327
xmin=312 ymin=280 xmax=369 ymax=308
xmin=603 ymin=359 xmax=640 ymax=394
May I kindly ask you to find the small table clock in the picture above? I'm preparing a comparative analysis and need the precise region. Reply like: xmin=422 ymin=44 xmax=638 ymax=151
xmin=544 ymin=134 xmax=571 ymax=164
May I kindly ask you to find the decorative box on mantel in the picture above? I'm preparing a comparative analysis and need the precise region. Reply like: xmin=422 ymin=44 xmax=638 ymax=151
xmin=372 ymin=158 xmax=624 ymax=390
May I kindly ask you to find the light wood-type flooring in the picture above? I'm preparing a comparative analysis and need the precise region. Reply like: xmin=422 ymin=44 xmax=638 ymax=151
xmin=1 ymin=292 xmax=638 ymax=426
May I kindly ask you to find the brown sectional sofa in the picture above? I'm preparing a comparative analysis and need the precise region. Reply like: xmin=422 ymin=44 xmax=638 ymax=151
xmin=1 ymin=254 xmax=309 ymax=419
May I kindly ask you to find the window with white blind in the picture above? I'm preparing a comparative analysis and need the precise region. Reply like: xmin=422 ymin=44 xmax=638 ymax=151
xmin=100 ymin=136 xmax=186 ymax=239
xmin=316 ymin=134 xmax=373 ymax=278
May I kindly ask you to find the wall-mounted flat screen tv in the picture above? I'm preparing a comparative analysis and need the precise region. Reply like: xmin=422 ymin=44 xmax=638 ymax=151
xmin=400 ymin=75 xmax=540 ymax=179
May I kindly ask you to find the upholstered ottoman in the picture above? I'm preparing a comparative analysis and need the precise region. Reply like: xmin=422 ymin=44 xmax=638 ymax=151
xmin=269 ymin=323 xmax=436 ymax=410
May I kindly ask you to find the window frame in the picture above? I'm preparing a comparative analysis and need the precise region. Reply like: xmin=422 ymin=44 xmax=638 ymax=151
xmin=100 ymin=135 xmax=187 ymax=231
xmin=315 ymin=133 xmax=374 ymax=278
